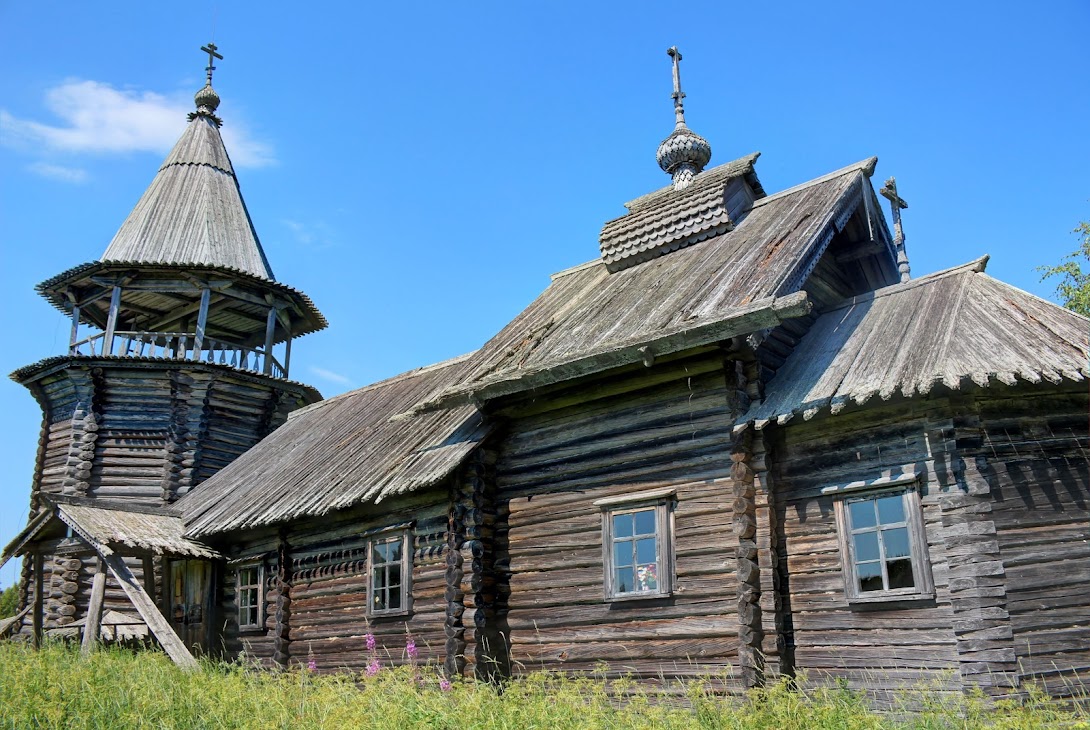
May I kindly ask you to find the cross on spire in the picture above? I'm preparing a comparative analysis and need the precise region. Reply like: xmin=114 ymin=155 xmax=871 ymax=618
xmin=667 ymin=46 xmax=686 ymax=126
xmin=201 ymin=42 xmax=223 ymax=85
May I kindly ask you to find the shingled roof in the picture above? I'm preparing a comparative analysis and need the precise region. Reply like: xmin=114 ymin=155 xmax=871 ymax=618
xmin=421 ymin=158 xmax=879 ymax=409
xmin=743 ymin=257 xmax=1090 ymax=427
xmin=100 ymin=115 xmax=275 ymax=280
xmin=599 ymin=152 xmax=764 ymax=270
xmin=180 ymin=353 xmax=491 ymax=537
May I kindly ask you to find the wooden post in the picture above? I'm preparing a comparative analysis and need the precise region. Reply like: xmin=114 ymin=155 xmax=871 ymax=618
xmin=283 ymin=336 xmax=292 ymax=378
xmin=103 ymin=286 xmax=122 ymax=355
xmin=69 ymin=304 xmax=81 ymax=354
xmin=142 ymin=555 xmax=156 ymax=604
xmin=81 ymin=560 xmax=107 ymax=655
xmin=32 ymin=553 xmax=44 ymax=648
xmin=102 ymin=552 xmax=199 ymax=670
xmin=263 ymin=307 xmax=277 ymax=375
xmin=193 ymin=288 xmax=211 ymax=358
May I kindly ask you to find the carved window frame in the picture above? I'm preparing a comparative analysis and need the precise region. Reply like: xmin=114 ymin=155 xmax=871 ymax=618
xmin=235 ymin=561 xmax=265 ymax=632
xmin=830 ymin=476 xmax=934 ymax=605
xmin=595 ymin=487 xmax=676 ymax=602
xmin=367 ymin=528 xmax=412 ymax=618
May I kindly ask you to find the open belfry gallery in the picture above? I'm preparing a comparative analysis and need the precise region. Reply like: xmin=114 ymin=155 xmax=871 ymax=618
xmin=2 ymin=44 xmax=1087 ymax=700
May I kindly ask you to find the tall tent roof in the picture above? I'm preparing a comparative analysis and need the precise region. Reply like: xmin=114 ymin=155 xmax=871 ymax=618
xmin=100 ymin=113 xmax=276 ymax=280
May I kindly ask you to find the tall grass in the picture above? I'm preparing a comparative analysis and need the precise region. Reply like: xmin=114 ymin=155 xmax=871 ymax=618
xmin=0 ymin=642 xmax=1086 ymax=729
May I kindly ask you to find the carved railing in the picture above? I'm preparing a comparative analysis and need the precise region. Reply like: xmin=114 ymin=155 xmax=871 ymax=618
xmin=70 ymin=331 xmax=286 ymax=378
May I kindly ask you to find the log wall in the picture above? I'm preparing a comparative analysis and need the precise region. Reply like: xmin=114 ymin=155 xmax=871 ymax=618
xmin=494 ymin=352 xmax=745 ymax=687
xmin=770 ymin=399 xmax=964 ymax=701
xmin=220 ymin=490 xmax=451 ymax=673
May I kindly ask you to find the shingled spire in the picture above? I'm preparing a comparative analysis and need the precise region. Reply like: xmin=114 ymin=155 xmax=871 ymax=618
xmin=656 ymin=47 xmax=712 ymax=190
xmin=101 ymin=43 xmax=274 ymax=280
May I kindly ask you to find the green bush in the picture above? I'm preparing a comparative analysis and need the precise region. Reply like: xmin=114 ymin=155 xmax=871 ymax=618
xmin=0 ymin=642 xmax=1086 ymax=729
xmin=0 ymin=586 xmax=18 ymax=620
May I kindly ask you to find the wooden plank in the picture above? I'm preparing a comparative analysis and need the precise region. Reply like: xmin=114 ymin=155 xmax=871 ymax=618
xmin=103 ymin=286 xmax=122 ymax=355
xmin=101 ymin=552 xmax=198 ymax=670
xmin=80 ymin=565 xmax=107 ymax=655
xmin=193 ymin=288 xmax=211 ymax=355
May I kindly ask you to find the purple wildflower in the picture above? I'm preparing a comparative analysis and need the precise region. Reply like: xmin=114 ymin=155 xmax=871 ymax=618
xmin=406 ymin=638 xmax=418 ymax=660
xmin=366 ymin=659 xmax=381 ymax=677
xmin=439 ymin=678 xmax=452 ymax=692
xmin=365 ymin=633 xmax=376 ymax=652
xmin=306 ymin=658 xmax=317 ymax=672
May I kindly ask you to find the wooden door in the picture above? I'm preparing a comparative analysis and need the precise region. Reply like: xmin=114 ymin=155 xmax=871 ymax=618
xmin=168 ymin=559 xmax=213 ymax=653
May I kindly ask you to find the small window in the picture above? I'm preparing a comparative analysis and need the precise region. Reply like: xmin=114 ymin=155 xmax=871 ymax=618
xmin=596 ymin=489 xmax=675 ymax=601
xmin=236 ymin=563 xmax=264 ymax=631
xmin=836 ymin=488 xmax=933 ymax=604
xmin=368 ymin=531 xmax=411 ymax=617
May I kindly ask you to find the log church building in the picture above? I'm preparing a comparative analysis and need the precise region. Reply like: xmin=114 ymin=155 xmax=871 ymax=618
xmin=3 ymin=46 xmax=1088 ymax=700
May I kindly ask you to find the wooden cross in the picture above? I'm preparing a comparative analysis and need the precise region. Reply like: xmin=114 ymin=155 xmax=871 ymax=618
xmin=201 ymin=42 xmax=223 ymax=85
xmin=667 ymin=46 xmax=686 ymax=117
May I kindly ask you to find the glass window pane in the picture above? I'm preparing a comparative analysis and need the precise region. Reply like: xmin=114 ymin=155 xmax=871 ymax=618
xmin=373 ymin=543 xmax=386 ymax=563
xmin=613 ymin=513 xmax=634 ymax=539
xmin=615 ymin=567 xmax=633 ymax=594
xmin=887 ymin=559 xmax=915 ymax=589
xmin=849 ymin=499 xmax=877 ymax=530
xmin=614 ymin=542 xmax=632 ymax=568
xmin=633 ymin=509 xmax=656 ymax=536
xmin=882 ymin=527 xmax=911 ymax=559
xmin=388 ymin=588 xmax=401 ymax=610
xmin=388 ymin=539 xmax=402 ymax=562
xmin=636 ymin=563 xmax=658 ymax=591
xmin=857 ymin=561 xmax=883 ymax=592
xmin=876 ymin=494 xmax=905 ymax=524
xmin=636 ymin=538 xmax=657 ymax=565
xmin=853 ymin=531 xmax=880 ymax=563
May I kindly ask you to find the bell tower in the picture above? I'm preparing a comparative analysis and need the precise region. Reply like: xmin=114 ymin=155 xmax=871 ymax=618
xmin=8 ymin=46 xmax=325 ymax=635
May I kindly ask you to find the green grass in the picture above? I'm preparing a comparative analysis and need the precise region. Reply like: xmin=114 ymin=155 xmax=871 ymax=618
xmin=0 ymin=642 xmax=1086 ymax=729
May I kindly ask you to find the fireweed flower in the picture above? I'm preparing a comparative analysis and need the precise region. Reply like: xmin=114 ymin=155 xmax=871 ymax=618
xmin=406 ymin=639 xmax=418 ymax=660
xmin=306 ymin=658 xmax=317 ymax=672
xmin=365 ymin=633 xmax=376 ymax=652
xmin=366 ymin=660 xmax=381 ymax=676
xmin=439 ymin=678 xmax=452 ymax=692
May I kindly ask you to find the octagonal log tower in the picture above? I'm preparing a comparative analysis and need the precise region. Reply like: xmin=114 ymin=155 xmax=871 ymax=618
xmin=8 ymin=53 xmax=325 ymax=640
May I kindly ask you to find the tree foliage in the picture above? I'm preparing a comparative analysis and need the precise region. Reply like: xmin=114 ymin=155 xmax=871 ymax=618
xmin=1038 ymin=221 xmax=1090 ymax=317
xmin=0 ymin=585 xmax=18 ymax=619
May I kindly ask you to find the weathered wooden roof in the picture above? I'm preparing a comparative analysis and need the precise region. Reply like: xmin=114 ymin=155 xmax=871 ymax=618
xmin=0 ymin=497 xmax=220 ymax=567
xmin=599 ymin=152 xmax=763 ymax=270
xmin=100 ymin=115 xmax=275 ymax=280
xmin=421 ymin=159 xmax=878 ymax=410
xmin=180 ymin=353 xmax=490 ymax=537
xmin=744 ymin=258 xmax=1090 ymax=427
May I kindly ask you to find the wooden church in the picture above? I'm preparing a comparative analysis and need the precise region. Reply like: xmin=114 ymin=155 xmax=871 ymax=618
xmin=3 ymin=46 xmax=1088 ymax=699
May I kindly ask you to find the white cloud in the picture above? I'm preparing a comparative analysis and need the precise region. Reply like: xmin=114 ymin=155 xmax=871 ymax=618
xmin=282 ymin=219 xmax=338 ymax=249
xmin=310 ymin=366 xmax=354 ymax=386
xmin=1 ymin=79 xmax=274 ymax=168
xmin=27 ymin=162 xmax=88 ymax=183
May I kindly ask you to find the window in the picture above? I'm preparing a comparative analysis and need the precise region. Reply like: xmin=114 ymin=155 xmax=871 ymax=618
xmin=236 ymin=563 xmax=264 ymax=631
xmin=834 ymin=487 xmax=933 ymax=604
xmin=368 ymin=531 xmax=411 ymax=616
xmin=595 ymin=488 xmax=675 ymax=601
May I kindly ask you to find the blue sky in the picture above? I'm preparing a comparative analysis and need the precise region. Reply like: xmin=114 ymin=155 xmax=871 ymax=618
xmin=1 ymin=1 xmax=1087 ymax=588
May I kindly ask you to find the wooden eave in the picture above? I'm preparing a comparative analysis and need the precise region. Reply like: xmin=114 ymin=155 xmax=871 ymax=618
xmin=35 ymin=261 xmax=327 ymax=344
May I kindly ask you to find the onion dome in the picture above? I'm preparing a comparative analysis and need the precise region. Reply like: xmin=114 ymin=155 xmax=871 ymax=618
xmin=188 ymin=43 xmax=224 ymax=127
xmin=657 ymin=47 xmax=712 ymax=190
xmin=194 ymin=83 xmax=221 ymax=115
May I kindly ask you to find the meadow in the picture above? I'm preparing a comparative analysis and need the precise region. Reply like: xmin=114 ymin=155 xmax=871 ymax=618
xmin=0 ymin=641 xmax=1086 ymax=729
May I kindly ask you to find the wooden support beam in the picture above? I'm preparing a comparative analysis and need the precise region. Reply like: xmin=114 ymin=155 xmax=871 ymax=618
xmin=101 ymin=552 xmax=198 ymax=670
xmin=80 ymin=561 xmax=107 ymax=656
xmin=144 ymin=294 xmax=226 ymax=331
xmin=103 ymin=286 xmax=123 ymax=355
xmin=193 ymin=288 xmax=211 ymax=356
xmin=283 ymin=335 xmax=292 ymax=378
xmin=69 ymin=304 xmax=81 ymax=353
xmin=263 ymin=307 xmax=277 ymax=375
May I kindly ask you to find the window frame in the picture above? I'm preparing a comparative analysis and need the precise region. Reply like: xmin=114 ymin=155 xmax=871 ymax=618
xmin=366 ymin=529 xmax=413 ymax=618
xmin=235 ymin=561 xmax=265 ymax=632
xmin=595 ymin=487 xmax=676 ymax=603
xmin=833 ymin=484 xmax=934 ymax=605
